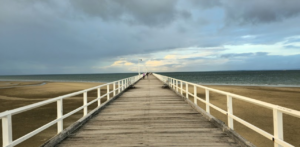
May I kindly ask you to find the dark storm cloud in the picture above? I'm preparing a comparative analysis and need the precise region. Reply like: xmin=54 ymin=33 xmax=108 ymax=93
xmin=71 ymin=0 xmax=190 ymax=27
xmin=188 ymin=0 xmax=300 ymax=24
xmin=0 ymin=0 xmax=300 ymax=75
xmin=186 ymin=0 xmax=300 ymax=46
xmin=189 ymin=0 xmax=221 ymax=9
xmin=221 ymin=0 xmax=300 ymax=25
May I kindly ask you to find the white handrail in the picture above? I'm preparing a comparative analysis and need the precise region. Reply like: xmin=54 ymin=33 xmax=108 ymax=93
xmin=1 ymin=74 xmax=143 ymax=147
xmin=153 ymin=73 xmax=298 ymax=147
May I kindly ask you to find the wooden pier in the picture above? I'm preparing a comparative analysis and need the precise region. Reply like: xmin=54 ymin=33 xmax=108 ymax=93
xmin=57 ymin=75 xmax=242 ymax=147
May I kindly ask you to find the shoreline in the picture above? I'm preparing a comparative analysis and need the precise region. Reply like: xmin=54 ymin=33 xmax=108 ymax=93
xmin=201 ymin=83 xmax=300 ymax=88
xmin=0 ymin=82 xmax=47 ymax=89
xmin=1 ymin=79 xmax=300 ymax=88
xmin=0 ymin=80 xmax=105 ymax=84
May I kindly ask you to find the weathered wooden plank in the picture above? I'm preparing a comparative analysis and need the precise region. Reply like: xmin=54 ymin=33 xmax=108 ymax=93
xmin=57 ymin=75 xmax=241 ymax=147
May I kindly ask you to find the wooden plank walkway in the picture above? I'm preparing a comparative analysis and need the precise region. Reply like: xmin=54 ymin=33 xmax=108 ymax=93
xmin=57 ymin=75 xmax=241 ymax=147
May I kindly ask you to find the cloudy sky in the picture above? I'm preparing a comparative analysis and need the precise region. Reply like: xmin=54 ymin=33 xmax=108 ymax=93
xmin=1 ymin=0 xmax=300 ymax=75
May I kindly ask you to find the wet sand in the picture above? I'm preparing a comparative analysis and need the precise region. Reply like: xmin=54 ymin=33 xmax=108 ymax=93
xmin=0 ymin=81 xmax=111 ymax=147
xmin=1 ymin=81 xmax=300 ymax=147
xmin=185 ymin=85 xmax=300 ymax=147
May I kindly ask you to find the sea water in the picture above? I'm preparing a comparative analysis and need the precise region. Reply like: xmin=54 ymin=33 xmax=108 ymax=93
xmin=0 ymin=73 xmax=137 ymax=83
xmin=158 ymin=70 xmax=300 ymax=87
xmin=0 ymin=70 xmax=300 ymax=87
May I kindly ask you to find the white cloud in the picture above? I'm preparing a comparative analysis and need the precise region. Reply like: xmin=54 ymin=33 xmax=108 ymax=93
xmin=225 ymin=35 xmax=300 ymax=56
xmin=241 ymin=35 xmax=256 ymax=39
xmin=164 ymin=54 xmax=177 ymax=59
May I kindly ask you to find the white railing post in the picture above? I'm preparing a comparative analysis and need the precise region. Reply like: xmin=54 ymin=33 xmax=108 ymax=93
xmin=205 ymin=89 xmax=210 ymax=113
xmin=97 ymin=88 xmax=101 ymax=106
xmin=174 ymin=79 xmax=176 ymax=91
xmin=113 ymin=82 xmax=116 ymax=96
xmin=118 ymin=81 xmax=121 ymax=93
xmin=2 ymin=114 xmax=12 ymax=147
xmin=194 ymin=85 xmax=197 ymax=104
xmin=173 ymin=79 xmax=176 ymax=90
xmin=173 ymin=79 xmax=175 ymax=90
xmin=57 ymin=98 xmax=63 ymax=133
xmin=172 ymin=79 xmax=174 ymax=89
xmin=83 ymin=92 xmax=87 ymax=116
xmin=273 ymin=108 xmax=283 ymax=147
xmin=180 ymin=80 xmax=183 ymax=95
xmin=186 ymin=83 xmax=188 ymax=99
xmin=227 ymin=95 xmax=234 ymax=129
xmin=122 ymin=80 xmax=124 ymax=91
xmin=107 ymin=84 xmax=110 ymax=100
xmin=176 ymin=80 xmax=178 ymax=92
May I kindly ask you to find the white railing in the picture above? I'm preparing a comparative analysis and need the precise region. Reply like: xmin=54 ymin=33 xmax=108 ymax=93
xmin=153 ymin=73 xmax=300 ymax=147
xmin=0 ymin=74 xmax=143 ymax=147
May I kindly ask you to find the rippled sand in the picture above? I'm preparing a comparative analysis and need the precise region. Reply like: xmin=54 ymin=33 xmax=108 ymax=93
xmin=1 ymin=81 xmax=299 ymax=147
xmin=0 ymin=81 xmax=106 ymax=147
xmin=185 ymin=85 xmax=300 ymax=147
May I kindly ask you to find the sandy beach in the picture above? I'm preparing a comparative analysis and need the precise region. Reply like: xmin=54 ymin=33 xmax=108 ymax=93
xmin=0 ymin=81 xmax=300 ymax=147
xmin=186 ymin=85 xmax=300 ymax=147
xmin=0 ymin=81 xmax=110 ymax=147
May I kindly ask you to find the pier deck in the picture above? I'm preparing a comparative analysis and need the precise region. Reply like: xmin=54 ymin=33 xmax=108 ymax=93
xmin=57 ymin=75 xmax=241 ymax=147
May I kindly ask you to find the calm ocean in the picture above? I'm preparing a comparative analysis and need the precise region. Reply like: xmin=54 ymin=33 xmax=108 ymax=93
xmin=0 ymin=73 xmax=137 ymax=83
xmin=0 ymin=70 xmax=300 ymax=87
xmin=158 ymin=70 xmax=300 ymax=87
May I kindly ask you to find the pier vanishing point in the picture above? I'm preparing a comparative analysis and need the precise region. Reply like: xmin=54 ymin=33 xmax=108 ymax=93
xmin=57 ymin=75 xmax=243 ymax=147
xmin=1 ymin=74 xmax=300 ymax=147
